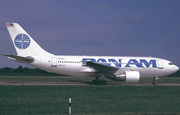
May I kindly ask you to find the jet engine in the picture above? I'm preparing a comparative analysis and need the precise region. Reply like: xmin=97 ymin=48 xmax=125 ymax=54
xmin=115 ymin=71 xmax=140 ymax=82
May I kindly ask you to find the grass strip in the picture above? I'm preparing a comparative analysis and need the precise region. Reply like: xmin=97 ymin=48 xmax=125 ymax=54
xmin=0 ymin=85 xmax=180 ymax=115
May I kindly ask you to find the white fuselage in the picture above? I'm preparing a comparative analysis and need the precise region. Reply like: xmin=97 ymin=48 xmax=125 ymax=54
xmin=27 ymin=55 xmax=179 ymax=79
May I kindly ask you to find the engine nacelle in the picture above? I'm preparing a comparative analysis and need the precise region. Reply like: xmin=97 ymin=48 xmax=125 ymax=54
xmin=115 ymin=71 xmax=140 ymax=82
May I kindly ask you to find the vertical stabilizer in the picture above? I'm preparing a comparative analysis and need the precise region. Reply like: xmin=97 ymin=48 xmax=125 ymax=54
xmin=5 ymin=23 xmax=53 ymax=56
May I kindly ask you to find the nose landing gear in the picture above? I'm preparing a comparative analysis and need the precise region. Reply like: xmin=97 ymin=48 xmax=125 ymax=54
xmin=153 ymin=77 xmax=158 ymax=85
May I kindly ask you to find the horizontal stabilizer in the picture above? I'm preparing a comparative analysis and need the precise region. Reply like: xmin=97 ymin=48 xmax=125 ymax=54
xmin=2 ymin=54 xmax=34 ymax=63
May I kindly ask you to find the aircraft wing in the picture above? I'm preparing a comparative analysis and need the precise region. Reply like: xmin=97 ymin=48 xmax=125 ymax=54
xmin=2 ymin=54 xmax=34 ymax=63
xmin=84 ymin=61 xmax=119 ymax=74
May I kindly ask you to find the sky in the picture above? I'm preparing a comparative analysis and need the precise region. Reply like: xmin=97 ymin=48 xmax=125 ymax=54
xmin=0 ymin=0 xmax=180 ymax=68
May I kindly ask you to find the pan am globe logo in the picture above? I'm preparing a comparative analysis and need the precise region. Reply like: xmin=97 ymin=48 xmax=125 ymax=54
xmin=14 ymin=33 xmax=30 ymax=49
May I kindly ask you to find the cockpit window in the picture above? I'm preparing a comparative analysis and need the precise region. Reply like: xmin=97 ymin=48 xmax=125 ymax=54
xmin=169 ymin=63 xmax=174 ymax=65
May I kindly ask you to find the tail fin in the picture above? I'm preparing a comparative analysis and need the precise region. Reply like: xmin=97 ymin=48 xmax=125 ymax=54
xmin=5 ymin=23 xmax=53 ymax=56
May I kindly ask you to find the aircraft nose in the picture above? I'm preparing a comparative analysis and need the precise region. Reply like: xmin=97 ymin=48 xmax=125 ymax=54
xmin=176 ymin=65 xmax=179 ymax=71
xmin=173 ymin=65 xmax=179 ymax=72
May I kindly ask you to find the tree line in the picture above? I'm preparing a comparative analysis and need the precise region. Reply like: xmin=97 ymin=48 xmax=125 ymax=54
xmin=0 ymin=66 xmax=179 ymax=77
xmin=0 ymin=66 xmax=64 ymax=76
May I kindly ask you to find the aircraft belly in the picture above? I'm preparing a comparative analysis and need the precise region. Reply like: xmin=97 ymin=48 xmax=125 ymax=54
xmin=77 ymin=72 xmax=98 ymax=77
xmin=133 ymin=68 xmax=153 ymax=78
xmin=51 ymin=64 xmax=78 ymax=76
xmin=53 ymin=64 xmax=97 ymax=77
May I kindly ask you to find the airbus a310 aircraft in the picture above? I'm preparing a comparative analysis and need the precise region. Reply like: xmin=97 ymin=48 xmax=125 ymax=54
xmin=3 ymin=23 xmax=179 ymax=85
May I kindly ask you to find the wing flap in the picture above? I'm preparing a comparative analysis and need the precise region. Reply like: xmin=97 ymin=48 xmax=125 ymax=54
xmin=2 ymin=54 xmax=34 ymax=63
xmin=84 ymin=61 xmax=119 ymax=74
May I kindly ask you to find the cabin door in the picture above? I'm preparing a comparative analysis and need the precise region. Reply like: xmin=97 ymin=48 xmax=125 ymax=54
xmin=51 ymin=57 xmax=57 ymax=67
xmin=157 ymin=60 xmax=163 ymax=69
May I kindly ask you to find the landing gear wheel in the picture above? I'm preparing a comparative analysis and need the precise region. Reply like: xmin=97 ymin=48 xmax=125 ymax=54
xmin=102 ymin=80 xmax=107 ymax=85
xmin=92 ymin=80 xmax=96 ymax=84
xmin=153 ymin=81 xmax=157 ymax=85
xmin=91 ymin=80 xmax=107 ymax=85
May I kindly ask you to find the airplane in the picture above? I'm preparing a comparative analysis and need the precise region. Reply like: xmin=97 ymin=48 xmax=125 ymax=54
xmin=2 ymin=23 xmax=179 ymax=85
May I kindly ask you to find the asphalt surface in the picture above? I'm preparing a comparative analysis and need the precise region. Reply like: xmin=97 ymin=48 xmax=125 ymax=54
xmin=0 ymin=76 xmax=180 ymax=86
xmin=0 ymin=81 xmax=180 ymax=86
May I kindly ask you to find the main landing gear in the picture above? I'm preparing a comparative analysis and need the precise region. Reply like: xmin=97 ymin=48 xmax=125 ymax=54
xmin=153 ymin=77 xmax=158 ymax=85
xmin=92 ymin=74 xmax=107 ymax=85
xmin=92 ymin=79 xmax=107 ymax=85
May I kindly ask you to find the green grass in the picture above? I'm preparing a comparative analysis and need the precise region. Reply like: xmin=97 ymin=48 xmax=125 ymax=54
xmin=0 ymin=85 xmax=180 ymax=115
xmin=1 ymin=76 xmax=180 ymax=85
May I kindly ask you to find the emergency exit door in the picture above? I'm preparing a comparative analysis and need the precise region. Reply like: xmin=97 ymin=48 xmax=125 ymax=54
xmin=51 ymin=57 xmax=57 ymax=67
xmin=157 ymin=60 xmax=163 ymax=69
